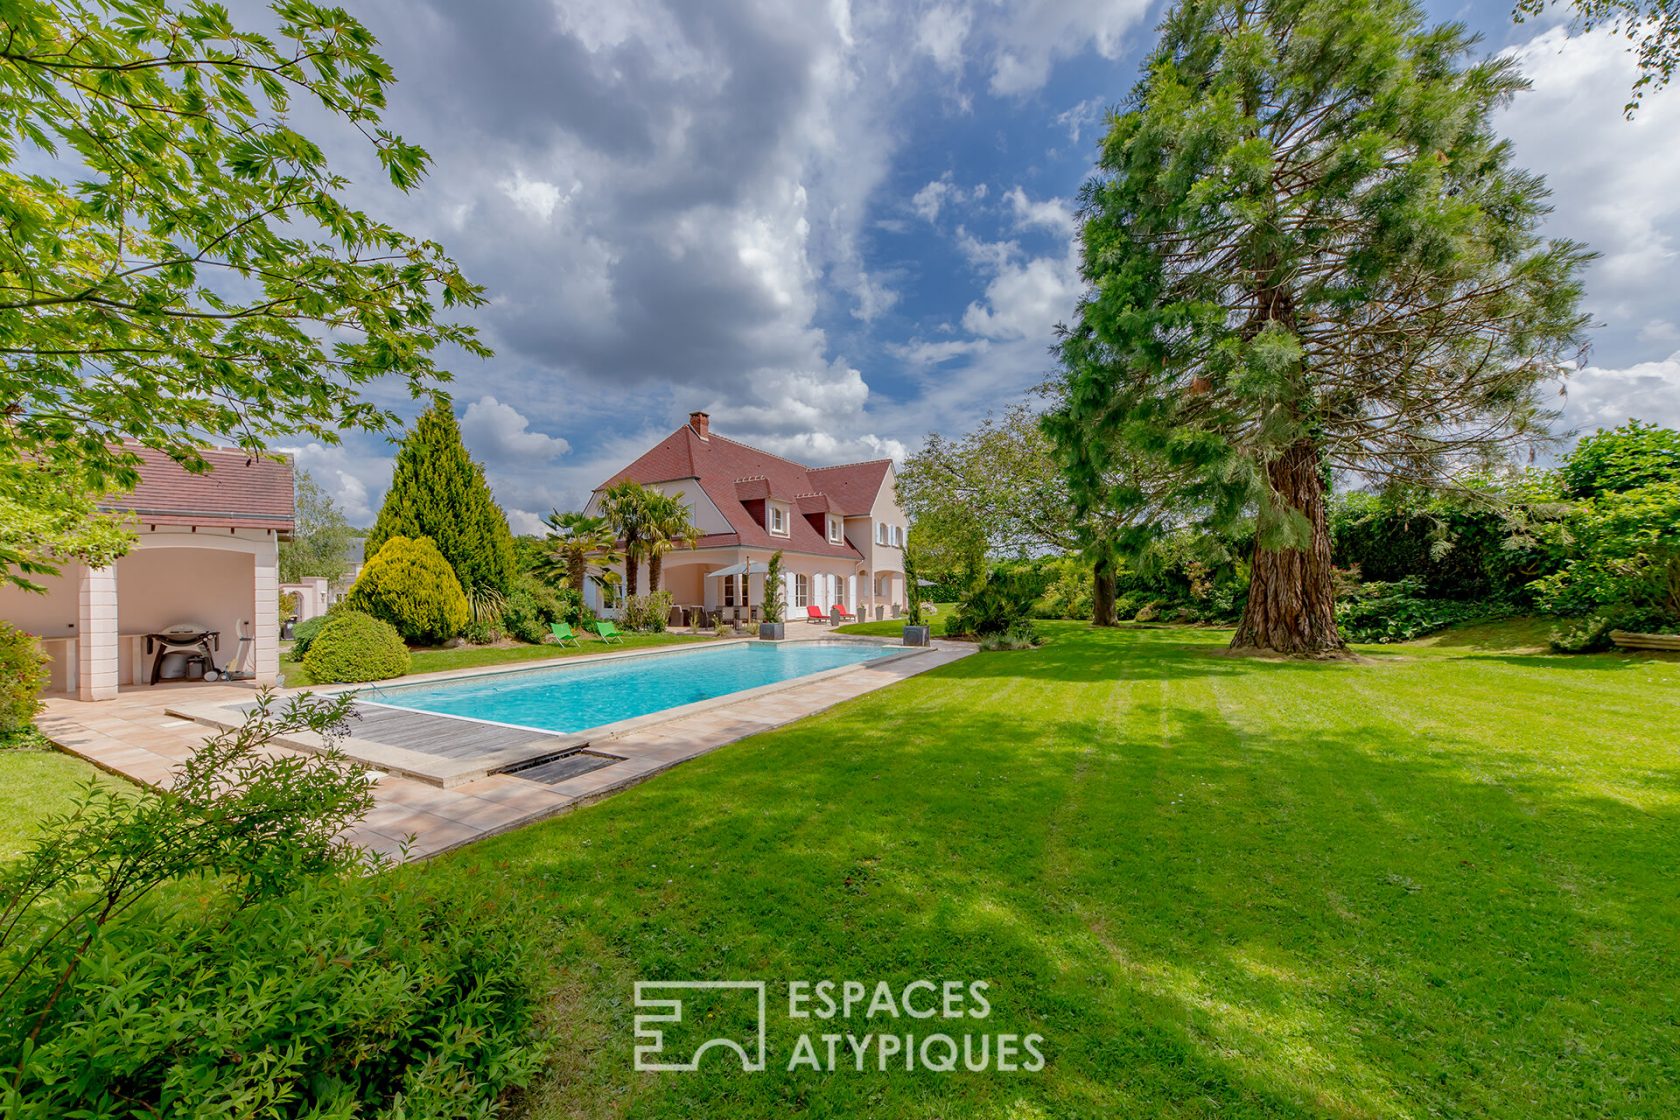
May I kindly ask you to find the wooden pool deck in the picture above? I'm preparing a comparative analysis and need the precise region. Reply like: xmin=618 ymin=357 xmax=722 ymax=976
xmin=168 ymin=696 xmax=596 ymax=788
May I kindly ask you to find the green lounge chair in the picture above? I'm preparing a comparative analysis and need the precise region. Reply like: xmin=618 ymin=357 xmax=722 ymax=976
xmin=593 ymin=619 xmax=625 ymax=644
xmin=550 ymin=622 xmax=580 ymax=647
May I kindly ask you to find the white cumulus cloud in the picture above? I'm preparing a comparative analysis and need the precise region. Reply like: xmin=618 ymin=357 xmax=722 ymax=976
xmin=460 ymin=395 xmax=572 ymax=462
xmin=916 ymin=4 xmax=971 ymax=73
xmin=498 ymin=170 xmax=571 ymax=222
xmin=1560 ymin=352 xmax=1680 ymax=434
xmin=1499 ymin=25 xmax=1680 ymax=361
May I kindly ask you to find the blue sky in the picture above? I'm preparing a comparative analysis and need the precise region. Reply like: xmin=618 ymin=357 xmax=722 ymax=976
xmin=278 ymin=0 xmax=1680 ymax=531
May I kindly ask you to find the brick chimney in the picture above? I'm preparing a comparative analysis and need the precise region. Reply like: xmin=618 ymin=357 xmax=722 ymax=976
xmin=689 ymin=410 xmax=710 ymax=440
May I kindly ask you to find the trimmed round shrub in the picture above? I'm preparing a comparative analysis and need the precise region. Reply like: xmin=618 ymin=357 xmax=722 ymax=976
xmin=0 ymin=621 xmax=48 ymax=734
xmin=302 ymin=611 xmax=410 ymax=683
xmin=343 ymin=535 xmax=470 ymax=645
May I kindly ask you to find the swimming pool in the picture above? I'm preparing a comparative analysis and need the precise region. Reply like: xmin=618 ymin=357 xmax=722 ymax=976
xmin=365 ymin=640 xmax=901 ymax=734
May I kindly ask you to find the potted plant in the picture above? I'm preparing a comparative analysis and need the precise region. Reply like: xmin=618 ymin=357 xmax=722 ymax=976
xmin=759 ymin=550 xmax=786 ymax=640
xmin=902 ymin=538 xmax=930 ymax=646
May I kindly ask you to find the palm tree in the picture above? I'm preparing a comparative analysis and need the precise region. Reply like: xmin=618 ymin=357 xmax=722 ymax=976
xmin=600 ymin=480 xmax=653 ymax=598
xmin=642 ymin=490 xmax=700 ymax=594
xmin=540 ymin=511 xmax=621 ymax=596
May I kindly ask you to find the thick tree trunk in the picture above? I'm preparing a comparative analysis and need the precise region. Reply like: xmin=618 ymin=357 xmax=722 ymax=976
xmin=569 ymin=555 xmax=585 ymax=595
xmin=1092 ymin=554 xmax=1117 ymax=627
xmin=625 ymin=539 xmax=640 ymax=599
xmin=649 ymin=552 xmax=663 ymax=594
xmin=1231 ymin=439 xmax=1345 ymax=655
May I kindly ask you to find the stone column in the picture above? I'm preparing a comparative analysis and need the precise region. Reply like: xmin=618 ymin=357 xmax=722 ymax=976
xmin=76 ymin=565 xmax=119 ymax=701
xmin=253 ymin=541 xmax=280 ymax=685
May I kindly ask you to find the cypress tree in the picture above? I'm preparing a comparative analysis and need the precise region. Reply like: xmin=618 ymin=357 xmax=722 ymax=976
xmin=1055 ymin=0 xmax=1591 ymax=655
xmin=366 ymin=399 xmax=517 ymax=599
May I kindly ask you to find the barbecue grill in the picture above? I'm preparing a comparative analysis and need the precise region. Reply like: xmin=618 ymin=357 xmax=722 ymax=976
xmin=144 ymin=624 xmax=219 ymax=685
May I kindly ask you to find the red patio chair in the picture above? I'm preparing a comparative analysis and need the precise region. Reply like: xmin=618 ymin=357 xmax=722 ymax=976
xmin=831 ymin=604 xmax=857 ymax=623
xmin=805 ymin=605 xmax=829 ymax=624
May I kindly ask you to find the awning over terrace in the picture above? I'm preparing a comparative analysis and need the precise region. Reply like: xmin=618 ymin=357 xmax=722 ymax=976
xmin=705 ymin=561 xmax=770 ymax=578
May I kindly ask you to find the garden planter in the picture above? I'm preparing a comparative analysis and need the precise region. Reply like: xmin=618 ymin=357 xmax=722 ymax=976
xmin=902 ymin=624 xmax=931 ymax=647
xmin=759 ymin=622 xmax=786 ymax=641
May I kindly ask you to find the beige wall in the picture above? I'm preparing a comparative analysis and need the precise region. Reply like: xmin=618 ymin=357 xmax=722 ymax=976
xmin=117 ymin=546 xmax=253 ymax=679
xmin=0 ymin=564 xmax=86 ymax=693
xmin=585 ymin=477 xmax=734 ymax=537
xmin=0 ymin=563 xmax=85 ymax=638
xmin=281 ymin=578 xmax=331 ymax=621
xmin=0 ymin=527 xmax=281 ymax=698
xmin=837 ymin=464 xmax=907 ymax=614
xmin=779 ymin=556 xmax=858 ymax=616
xmin=660 ymin=562 xmax=706 ymax=607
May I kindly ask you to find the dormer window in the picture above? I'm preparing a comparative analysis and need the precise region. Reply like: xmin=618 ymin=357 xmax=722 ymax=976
xmin=769 ymin=503 xmax=789 ymax=536
xmin=828 ymin=516 xmax=843 ymax=544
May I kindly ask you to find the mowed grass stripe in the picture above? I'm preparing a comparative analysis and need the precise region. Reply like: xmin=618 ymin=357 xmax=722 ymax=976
xmin=414 ymin=620 xmax=1679 ymax=1119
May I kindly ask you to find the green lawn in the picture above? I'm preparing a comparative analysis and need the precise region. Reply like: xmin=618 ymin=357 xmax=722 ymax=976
xmin=0 ymin=740 xmax=127 ymax=862
xmin=412 ymin=619 xmax=1680 ymax=1118
xmin=835 ymin=603 xmax=958 ymax=638
xmin=281 ymin=631 xmax=711 ymax=687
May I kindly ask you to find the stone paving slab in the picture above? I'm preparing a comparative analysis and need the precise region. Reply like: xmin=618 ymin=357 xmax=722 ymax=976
xmin=37 ymin=640 xmax=973 ymax=860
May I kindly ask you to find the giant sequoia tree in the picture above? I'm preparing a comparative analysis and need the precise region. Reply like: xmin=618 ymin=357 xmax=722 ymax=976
xmin=1056 ymin=0 xmax=1591 ymax=654
xmin=365 ymin=401 xmax=516 ymax=601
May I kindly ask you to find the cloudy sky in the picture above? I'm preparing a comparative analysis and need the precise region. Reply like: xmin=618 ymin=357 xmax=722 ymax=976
xmin=276 ymin=0 xmax=1680 ymax=532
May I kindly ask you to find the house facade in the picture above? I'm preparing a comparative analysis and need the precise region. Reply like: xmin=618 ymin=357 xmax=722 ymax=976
xmin=0 ymin=447 xmax=292 ymax=700
xmin=585 ymin=412 xmax=910 ymax=622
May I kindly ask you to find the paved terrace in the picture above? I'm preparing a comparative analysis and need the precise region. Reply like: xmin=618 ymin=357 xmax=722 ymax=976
xmin=37 ymin=639 xmax=973 ymax=861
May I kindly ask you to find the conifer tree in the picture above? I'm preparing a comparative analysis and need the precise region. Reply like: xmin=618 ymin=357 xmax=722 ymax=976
xmin=1055 ymin=0 xmax=1591 ymax=655
xmin=366 ymin=400 xmax=517 ymax=600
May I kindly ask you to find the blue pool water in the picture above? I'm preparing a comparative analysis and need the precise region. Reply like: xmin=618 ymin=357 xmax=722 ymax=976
xmin=367 ymin=641 xmax=898 ymax=734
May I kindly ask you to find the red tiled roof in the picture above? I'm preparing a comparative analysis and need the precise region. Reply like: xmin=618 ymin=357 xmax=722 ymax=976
xmin=102 ymin=446 xmax=295 ymax=532
xmin=795 ymin=492 xmax=840 ymax=515
xmin=733 ymin=476 xmax=779 ymax=502
xmin=806 ymin=459 xmax=892 ymax=514
xmin=598 ymin=423 xmax=891 ymax=559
